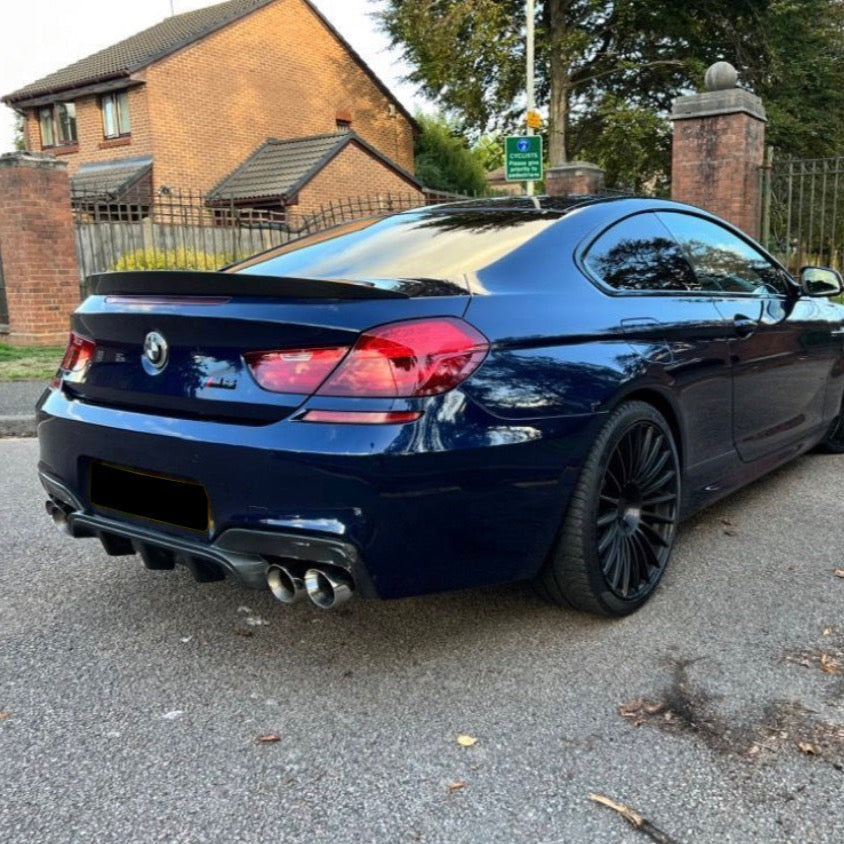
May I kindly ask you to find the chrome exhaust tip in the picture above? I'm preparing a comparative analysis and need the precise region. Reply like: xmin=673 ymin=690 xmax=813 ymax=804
xmin=266 ymin=564 xmax=306 ymax=604
xmin=304 ymin=567 xmax=354 ymax=609
xmin=45 ymin=499 xmax=71 ymax=535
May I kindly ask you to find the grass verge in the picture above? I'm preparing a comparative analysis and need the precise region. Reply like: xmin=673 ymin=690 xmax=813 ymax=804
xmin=0 ymin=344 xmax=63 ymax=381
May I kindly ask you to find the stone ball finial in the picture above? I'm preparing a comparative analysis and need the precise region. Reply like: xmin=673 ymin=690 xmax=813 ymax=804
xmin=704 ymin=61 xmax=738 ymax=91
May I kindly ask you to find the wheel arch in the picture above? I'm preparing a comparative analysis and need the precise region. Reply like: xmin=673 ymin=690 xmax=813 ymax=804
xmin=606 ymin=387 xmax=684 ymax=470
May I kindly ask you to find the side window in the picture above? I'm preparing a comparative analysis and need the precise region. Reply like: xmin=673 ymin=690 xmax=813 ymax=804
xmin=583 ymin=212 xmax=698 ymax=292
xmin=657 ymin=212 xmax=789 ymax=295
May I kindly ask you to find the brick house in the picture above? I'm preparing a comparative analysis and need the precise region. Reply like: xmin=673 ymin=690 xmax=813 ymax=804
xmin=2 ymin=0 xmax=421 ymax=220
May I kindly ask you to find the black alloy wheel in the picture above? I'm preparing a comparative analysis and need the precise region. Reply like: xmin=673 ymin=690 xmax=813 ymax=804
xmin=535 ymin=401 xmax=681 ymax=616
xmin=595 ymin=417 xmax=678 ymax=601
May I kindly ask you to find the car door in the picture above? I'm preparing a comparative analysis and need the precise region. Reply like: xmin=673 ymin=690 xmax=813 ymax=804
xmin=579 ymin=211 xmax=736 ymax=477
xmin=658 ymin=211 xmax=841 ymax=463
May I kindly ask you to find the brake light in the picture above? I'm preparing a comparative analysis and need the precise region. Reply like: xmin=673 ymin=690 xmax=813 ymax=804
xmin=244 ymin=347 xmax=349 ymax=393
xmin=317 ymin=318 xmax=489 ymax=397
xmin=52 ymin=331 xmax=96 ymax=387
xmin=244 ymin=319 xmax=488 ymax=398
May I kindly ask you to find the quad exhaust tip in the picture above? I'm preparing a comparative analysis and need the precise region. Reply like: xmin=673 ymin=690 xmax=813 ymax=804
xmin=45 ymin=499 xmax=71 ymax=535
xmin=266 ymin=564 xmax=354 ymax=609
xmin=304 ymin=567 xmax=354 ymax=609
xmin=266 ymin=564 xmax=306 ymax=604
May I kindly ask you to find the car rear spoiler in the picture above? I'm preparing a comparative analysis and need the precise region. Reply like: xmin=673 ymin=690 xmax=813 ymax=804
xmin=88 ymin=270 xmax=409 ymax=300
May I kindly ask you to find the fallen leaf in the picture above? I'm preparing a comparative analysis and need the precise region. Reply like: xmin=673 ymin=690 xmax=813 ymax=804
xmin=723 ymin=529 xmax=738 ymax=537
xmin=234 ymin=629 xmax=255 ymax=638
xmin=823 ymin=627 xmax=836 ymax=636
xmin=256 ymin=733 xmax=281 ymax=744
xmin=456 ymin=734 xmax=477 ymax=747
xmin=618 ymin=698 xmax=665 ymax=726
xmin=820 ymin=653 xmax=842 ymax=675
xmin=835 ymin=569 xmax=844 ymax=578
xmin=0 ymin=712 xmax=10 ymax=721
xmin=447 ymin=780 xmax=467 ymax=793
xmin=797 ymin=742 xmax=821 ymax=755
xmin=720 ymin=518 xmax=735 ymax=526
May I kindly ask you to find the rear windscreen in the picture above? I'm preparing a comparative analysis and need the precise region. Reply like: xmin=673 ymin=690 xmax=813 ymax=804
xmin=233 ymin=210 xmax=558 ymax=286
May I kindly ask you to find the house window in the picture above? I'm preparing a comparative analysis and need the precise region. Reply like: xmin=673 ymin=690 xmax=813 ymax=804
xmin=335 ymin=110 xmax=352 ymax=133
xmin=101 ymin=91 xmax=131 ymax=138
xmin=39 ymin=102 xmax=77 ymax=147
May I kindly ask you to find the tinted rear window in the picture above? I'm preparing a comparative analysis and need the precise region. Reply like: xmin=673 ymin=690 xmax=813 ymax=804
xmin=234 ymin=210 xmax=559 ymax=286
xmin=583 ymin=212 xmax=698 ymax=292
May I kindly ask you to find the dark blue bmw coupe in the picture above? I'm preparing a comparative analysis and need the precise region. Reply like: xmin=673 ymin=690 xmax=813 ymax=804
xmin=37 ymin=196 xmax=844 ymax=615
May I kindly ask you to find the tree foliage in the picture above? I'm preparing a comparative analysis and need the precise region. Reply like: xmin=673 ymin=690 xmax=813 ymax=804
xmin=13 ymin=114 xmax=25 ymax=152
xmin=413 ymin=113 xmax=489 ymax=194
xmin=379 ymin=0 xmax=844 ymax=182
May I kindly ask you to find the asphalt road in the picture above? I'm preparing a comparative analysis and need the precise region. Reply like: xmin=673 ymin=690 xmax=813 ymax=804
xmin=1 ymin=438 xmax=842 ymax=843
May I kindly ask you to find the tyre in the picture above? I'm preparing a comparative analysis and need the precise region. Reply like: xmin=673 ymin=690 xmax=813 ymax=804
xmin=815 ymin=401 xmax=844 ymax=453
xmin=535 ymin=401 xmax=681 ymax=616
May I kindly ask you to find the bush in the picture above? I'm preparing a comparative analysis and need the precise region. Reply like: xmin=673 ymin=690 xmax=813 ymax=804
xmin=111 ymin=247 xmax=243 ymax=271
xmin=414 ymin=113 xmax=489 ymax=196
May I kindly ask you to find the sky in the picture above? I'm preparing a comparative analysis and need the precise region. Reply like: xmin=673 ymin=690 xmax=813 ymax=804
xmin=0 ymin=0 xmax=430 ymax=154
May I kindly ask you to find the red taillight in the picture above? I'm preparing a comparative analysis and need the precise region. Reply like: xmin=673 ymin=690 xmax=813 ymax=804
xmin=317 ymin=318 xmax=489 ymax=397
xmin=244 ymin=347 xmax=349 ymax=393
xmin=244 ymin=318 xmax=489 ymax=399
xmin=52 ymin=331 xmax=96 ymax=387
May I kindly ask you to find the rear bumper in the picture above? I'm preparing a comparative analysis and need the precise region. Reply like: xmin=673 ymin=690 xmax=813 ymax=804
xmin=41 ymin=468 xmax=370 ymax=592
xmin=36 ymin=387 xmax=598 ymax=599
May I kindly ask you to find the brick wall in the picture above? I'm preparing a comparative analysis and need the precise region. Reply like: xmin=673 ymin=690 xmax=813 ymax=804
xmin=146 ymin=0 xmax=415 ymax=192
xmin=296 ymin=142 xmax=423 ymax=219
xmin=0 ymin=154 xmax=80 ymax=345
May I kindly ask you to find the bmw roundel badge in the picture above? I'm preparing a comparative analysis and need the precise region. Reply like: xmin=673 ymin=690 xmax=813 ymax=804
xmin=143 ymin=331 xmax=169 ymax=371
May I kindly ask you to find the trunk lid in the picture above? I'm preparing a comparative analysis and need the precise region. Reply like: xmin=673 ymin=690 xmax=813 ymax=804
xmin=66 ymin=271 xmax=469 ymax=423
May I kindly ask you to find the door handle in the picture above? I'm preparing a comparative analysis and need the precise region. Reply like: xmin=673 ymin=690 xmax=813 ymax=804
xmin=733 ymin=315 xmax=757 ymax=338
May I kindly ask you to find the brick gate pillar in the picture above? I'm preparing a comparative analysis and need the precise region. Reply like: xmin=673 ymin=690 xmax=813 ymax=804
xmin=545 ymin=162 xmax=605 ymax=196
xmin=670 ymin=62 xmax=766 ymax=238
xmin=0 ymin=152 xmax=80 ymax=346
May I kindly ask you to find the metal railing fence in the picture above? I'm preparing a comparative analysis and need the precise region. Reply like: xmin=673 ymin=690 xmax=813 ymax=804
xmin=761 ymin=155 xmax=844 ymax=272
xmin=72 ymin=187 xmax=477 ymax=290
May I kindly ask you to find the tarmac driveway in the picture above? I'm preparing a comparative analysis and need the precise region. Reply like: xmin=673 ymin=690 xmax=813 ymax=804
xmin=0 ymin=438 xmax=842 ymax=843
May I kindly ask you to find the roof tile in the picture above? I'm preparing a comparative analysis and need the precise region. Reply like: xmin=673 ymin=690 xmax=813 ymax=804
xmin=208 ymin=132 xmax=420 ymax=201
xmin=4 ymin=0 xmax=273 ymax=103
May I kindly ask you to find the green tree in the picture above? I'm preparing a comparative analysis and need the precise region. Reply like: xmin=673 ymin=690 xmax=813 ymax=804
xmin=414 ymin=113 xmax=489 ymax=194
xmin=574 ymin=96 xmax=671 ymax=193
xmin=380 ymin=0 xmax=844 ymax=179
xmin=13 ymin=114 xmax=25 ymax=151
xmin=379 ymin=1 xmax=691 ymax=167
xmin=473 ymin=134 xmax=506 ymax=172
xmin=743 ymin=0 xmax=844 ymax=158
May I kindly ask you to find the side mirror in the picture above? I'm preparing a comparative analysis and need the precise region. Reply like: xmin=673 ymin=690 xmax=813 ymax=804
xmin=800 ymin=266 xmax=843 ymax=297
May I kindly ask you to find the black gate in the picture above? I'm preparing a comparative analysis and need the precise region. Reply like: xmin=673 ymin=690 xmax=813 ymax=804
xmin=762 ymin=155 xmax=844 ymax=272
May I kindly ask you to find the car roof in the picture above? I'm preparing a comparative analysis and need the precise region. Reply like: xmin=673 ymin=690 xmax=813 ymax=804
xmin=420 ymin=194 xmax=625 ymax=217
